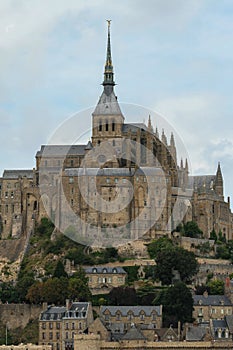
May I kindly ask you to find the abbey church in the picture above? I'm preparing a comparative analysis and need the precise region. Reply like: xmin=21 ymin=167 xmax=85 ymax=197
xmin=0 ymin=24 xmax=232 ymax=245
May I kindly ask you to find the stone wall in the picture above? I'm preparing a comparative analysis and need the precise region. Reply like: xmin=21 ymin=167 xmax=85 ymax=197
xmin=74 ymin=334 xmax=233 ymax=350
xmin=0 ymin=304 xmax=44 ymax=329
xmin=0 ymin=346 xmax=51 ymax=350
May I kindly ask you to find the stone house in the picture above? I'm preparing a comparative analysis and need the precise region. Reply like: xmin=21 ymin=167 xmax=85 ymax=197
xmin=39 ymin=301 xmax=93 ymax=350
xmin=193 ymin=292 xmax=232 ymax=324
xmin=100 ymin=305 xmax=162 ymax=336
xmin=84 ymin=266 xmax=127 ymax=294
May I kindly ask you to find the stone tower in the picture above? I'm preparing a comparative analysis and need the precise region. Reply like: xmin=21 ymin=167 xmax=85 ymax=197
xmin=92 ymin=21 xmax=124 ymax=148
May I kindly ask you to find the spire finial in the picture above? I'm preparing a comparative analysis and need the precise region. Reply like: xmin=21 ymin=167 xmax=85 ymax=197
xmin=148 ymin=115 xmax=153 ymax=132
xmin=103 ymin=20 xmax=115 ymax=93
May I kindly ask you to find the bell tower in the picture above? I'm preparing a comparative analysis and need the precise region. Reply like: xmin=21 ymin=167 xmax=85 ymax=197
xmin=92 ymin=21 xmax=124 ymax=147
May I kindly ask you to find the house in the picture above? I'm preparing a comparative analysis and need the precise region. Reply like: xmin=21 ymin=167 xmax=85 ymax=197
xmin=154 ymin=326 xmax=179 ymax=342
xmin=100 ymin=305 xmax=162 ymax=336
xmin=39 ymin=301 xmax=93 ymax=350
xmin=193 ymin=291 xmax=232 ymax=323
xmin=185 ymin=324 xmax=211 ymax=341
xmin=210 ymin=315 xmax=233 ymax=341
xmin=84 ymin=266 xmax=127 ymax=294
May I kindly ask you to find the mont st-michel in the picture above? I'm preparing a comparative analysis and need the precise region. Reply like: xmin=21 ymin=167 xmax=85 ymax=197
xmin=0 ymin=3 xmax=233 ymax=350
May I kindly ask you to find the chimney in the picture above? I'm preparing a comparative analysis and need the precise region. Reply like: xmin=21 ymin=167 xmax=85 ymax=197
xmin=42 ymin=302 xmax=48 ymax=311
xmin=66 ymin=299 xmax=71 ymax=310
xmin=178 ymin=321 xmax=181 ymax=341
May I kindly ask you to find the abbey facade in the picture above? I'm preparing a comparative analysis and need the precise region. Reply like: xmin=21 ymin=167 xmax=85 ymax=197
xmin=0 ymin=24 xmax=232 ymax=245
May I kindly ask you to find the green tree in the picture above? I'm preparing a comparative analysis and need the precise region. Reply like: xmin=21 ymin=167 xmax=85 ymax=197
xmin=53 ymin=260 xmax=68 ymax=278
xmin=210 ymin=229 xmax=217 ymax=242
xmin=36 ymin=217 xmax=54 ymax=238
xmin=218 ymin=230 xmax=226 ymax=243
xmin=68 ymin=277 xmax=91 ymax=301
xmin=147 ymin=237 xmax=173 ymax=259
xmin=136 ymin=283 xmax=158 ymax=305
xmin=67 ymin=267 xmax=91 ymax=301
xmin=124 ymin=266 xmax=139 ymax=284
xmin=15 ymin=274 xmax=35 ymax=302
xmin=43 ymin=277 xmax=68 ymax=304
xmin=154 ymin=282 xmax=193 ymax=327
xmin=108 ymin=286 xmax=137 ymax=306
xmin=216 ymin=243 xmax=230 ymax=259
xmin=26 ymin=281 xmax=44 ymax=304
xmin=155 ymin=246 xmax=198 ymax=285
xmin=183 ymin=221 xmax=203 ymax=238
xmin=207 ymin=279 xmax=224 ymax=295
xmin=0 ymin=282 xmax=18 ymax=303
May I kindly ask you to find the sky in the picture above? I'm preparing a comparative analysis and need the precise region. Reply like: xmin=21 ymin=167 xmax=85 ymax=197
xmin=1 ymin=0 xmax=233 ymax=205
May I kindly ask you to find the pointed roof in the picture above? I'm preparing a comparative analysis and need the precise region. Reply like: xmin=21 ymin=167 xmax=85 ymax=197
xmin=215 ymin=162 xmax=223 ymax=185
xmin=93 ymin=21 xmax=123 ymax=117
xmin=147 ymin=115 xmax=153 ymax=132
xmin=103 ymin=20 xmax=115 ymax=90
xmin=122 ymin=326 xmax=146 ymax=341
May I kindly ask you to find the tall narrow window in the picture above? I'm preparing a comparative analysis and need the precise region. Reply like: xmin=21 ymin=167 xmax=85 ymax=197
xmin=99 ymin=121 xmax=102 ymax=131
xmin=112 ymin=121 xmax=115 ymax=131
xmin=105 ymin=120 xmax=108 ymax=131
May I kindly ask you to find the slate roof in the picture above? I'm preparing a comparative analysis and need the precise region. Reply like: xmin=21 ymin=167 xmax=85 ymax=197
xmin=186 ymin=326 xmax=207 ymax=341
xmin=122 ymin=326 xmax=146 ymax=341
xmin=225 ymin=315 xmax=233 ymax=333
xmin=40 ymin=302 xmax=90 ymax=320
xmin=65 ymin=168 xmax=133 ymax=177
xmin=190 ymin=175 xmax=220 ymax=198
xmin=93 ymin=91 xmax=123 ymax=116
xmin=155 ymin=327 xmax=178 ymax=341
xmin=36 ymin=145 xmax=87 ymax=158
xmin=65 ymin=167 xmax=164 ymax=177
xmin=63 ymin=302 xmax=90 ymax=319
xmin=100 ymin=305 xmax=162 ymax=317
xmin=84 ymin=266 xmax=126 ymax=274
xmin=193 ymin=295 xmax=232 ymax=306
xmin=40 ymin=306 xmax=66 ymax=321
xmin=122 ymin=123 xmax=148 ymax=133
xmin=108 ymin=322 xmax=125 ymax=334
xmin=212 ymin=319 xmax=227 ymax=329
xmin=3 ymin=170 xmax=33 ymax=179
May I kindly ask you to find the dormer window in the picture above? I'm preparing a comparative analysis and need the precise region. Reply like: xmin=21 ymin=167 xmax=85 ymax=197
xmin=116 ymin=312 xmax=121 ymax=321
xmin=93 ymin=268 xmax=97 ymax=273
xmin=140 ymin=312 xmax=145 ymax=321
xmin=112 ymin=268 xmax=117 ymax=273
xmin=103 ymin=268 xmax=107 ymax=273
xmin=128 ymin=312 xmax=133 ymax=320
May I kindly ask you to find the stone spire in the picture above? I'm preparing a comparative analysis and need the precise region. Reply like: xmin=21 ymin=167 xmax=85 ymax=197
xmin=103 ymin=20 xmax=115 ymax=95
xmin=147 ymin=115 xmax=153 ymax=132
xmin=161 ymin=129 xmax=167 ymax=145
xmin=214 ymin=162 xmax=224 ymax=197
xmin=169 ymin=132 xmax=177 ymax=164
